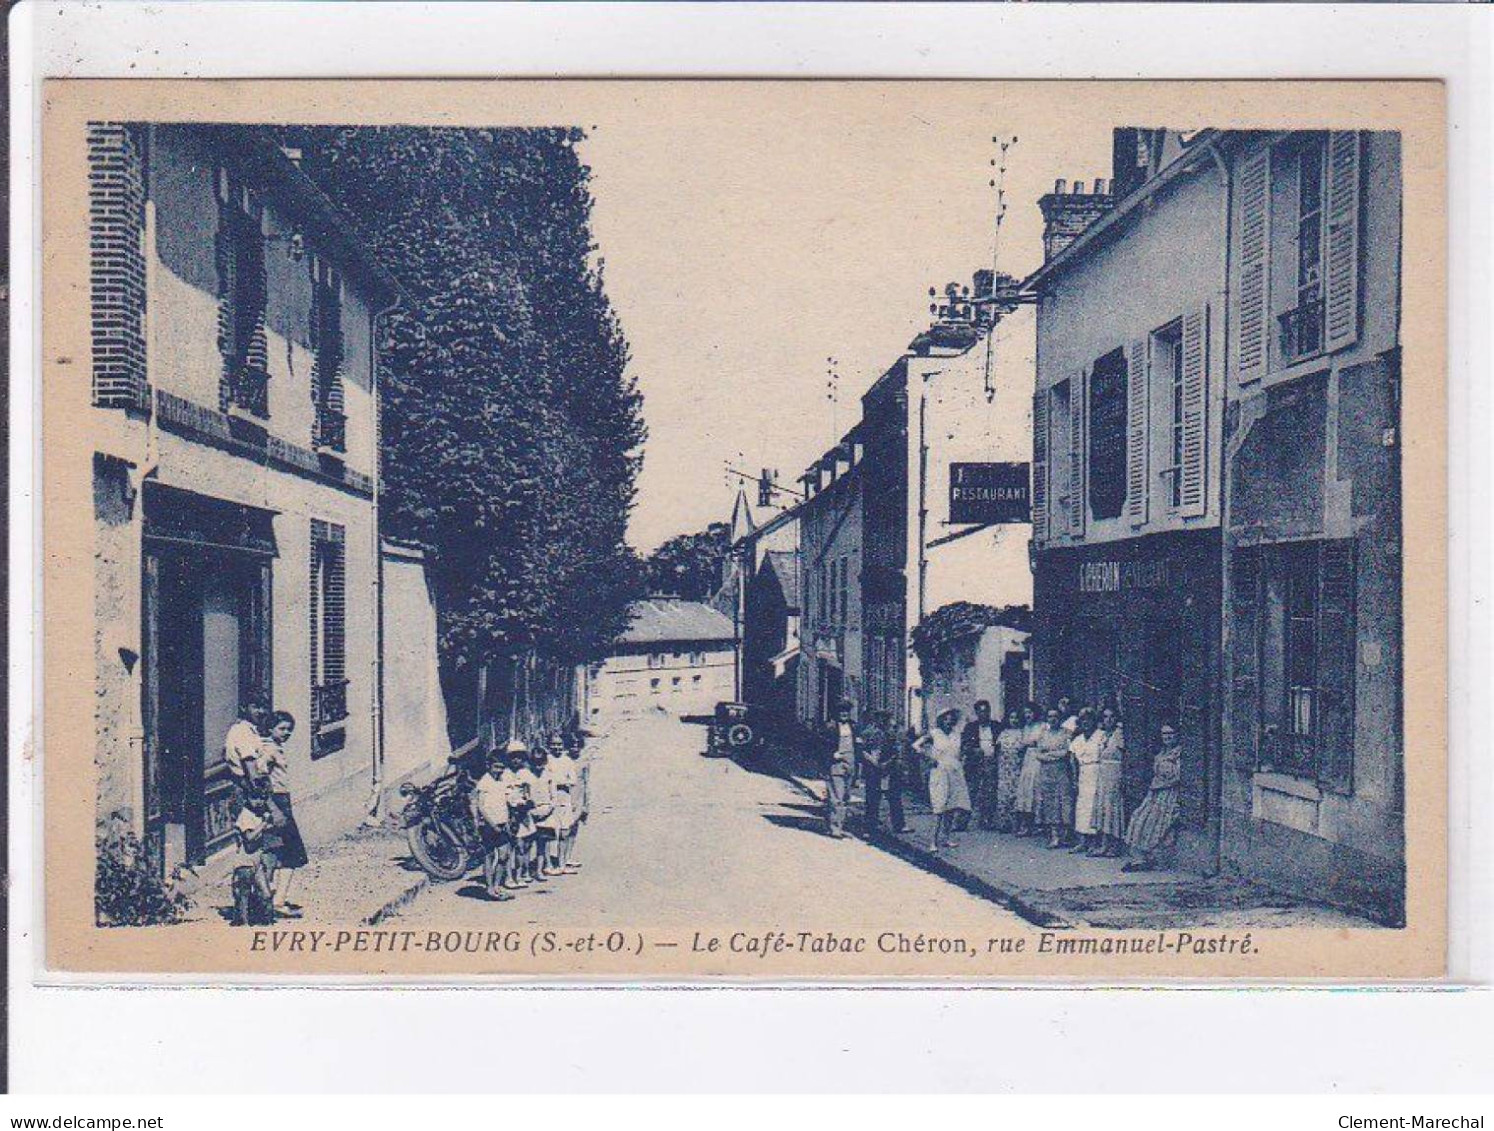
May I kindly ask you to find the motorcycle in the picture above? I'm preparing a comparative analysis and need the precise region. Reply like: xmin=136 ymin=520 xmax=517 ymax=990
xmin=399 ymin=755 xmax=483 ymax=882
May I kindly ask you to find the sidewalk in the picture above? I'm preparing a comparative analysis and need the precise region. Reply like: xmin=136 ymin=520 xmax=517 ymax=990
xmin=784 ymin=770 xmax=1376 ymax=930
xmin=174 ymin=820 xmax=430 ymax=927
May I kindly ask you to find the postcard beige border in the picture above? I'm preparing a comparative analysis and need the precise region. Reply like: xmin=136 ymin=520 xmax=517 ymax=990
xmin=38 ymin=78 xmax=1447 ymax=980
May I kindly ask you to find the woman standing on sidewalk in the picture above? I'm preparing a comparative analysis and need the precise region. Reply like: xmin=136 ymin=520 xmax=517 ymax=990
xmin=994 ymin=705 xmax=1027 ymax=834
xmin=1090 ymin=707 xmax=1128 ymax=857
xmin=1124 ymin=722 xmax=1183 ymax=872
xmin=259 ymin=711 xmax=309 ymax=918
xmin=1013 ymin=702 xmax=1043 ymax=836
xmin=1069 ymin=708 xmax=1104 ymax=855
xmin=918 ymin=708 xmax=971 ymax=853
xmin=1033 ymin=707 xmax=1076 ymax=849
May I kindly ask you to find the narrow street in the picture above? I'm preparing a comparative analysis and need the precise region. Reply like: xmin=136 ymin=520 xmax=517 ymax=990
xmin=391 ymin=711 xmax=1027 ymax=930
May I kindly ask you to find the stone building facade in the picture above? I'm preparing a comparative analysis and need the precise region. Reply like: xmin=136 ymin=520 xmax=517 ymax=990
xmin=1220 ymin=131 xmax=1405 ymax=923
xmin=796 ymin=431 xmax=865 ymax=728
xmin=90 ymin=123 xmax=403 ymax=874
xmin=1027 ymin=132 xmax=1230 ymax=873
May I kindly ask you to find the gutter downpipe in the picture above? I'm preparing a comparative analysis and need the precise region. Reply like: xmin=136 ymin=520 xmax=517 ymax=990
xmin=366 ymin=298 xmax=397 ymax=822
xmin=1205 ymin=137 xmax=1231 ymax=876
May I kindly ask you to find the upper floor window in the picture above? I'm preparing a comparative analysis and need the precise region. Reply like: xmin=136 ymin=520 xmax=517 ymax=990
xmin=216 ymin=172 xmax=269 ymax=420
xmin=1087 ymin=348 xmax=1127 ymax=522
xmin=1235 ymin=131 xmax=1362 ymax=385
xmin=1281 ymin=133 xmax=1328 ymax=362
xmin=311 ymin=260 xmax=347 ymax=453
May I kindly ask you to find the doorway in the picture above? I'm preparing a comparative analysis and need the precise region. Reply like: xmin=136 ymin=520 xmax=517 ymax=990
xmin=144 ymin=545 xmax=271 ymax=871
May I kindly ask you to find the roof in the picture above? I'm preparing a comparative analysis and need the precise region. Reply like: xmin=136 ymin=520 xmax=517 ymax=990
xmin=203 ymin=125 xmax=412 ymax=312
xmin=616 ymin=598 xmax=735 ymax=647
xmin=761 ymin=550 xmax=801 ymax=609
xmin=1023 ymin=128 xmax=1230 ymax=293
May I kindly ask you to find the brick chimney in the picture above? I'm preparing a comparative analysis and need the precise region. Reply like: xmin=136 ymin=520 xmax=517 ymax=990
xmin=1038 ymin=177 xmax=1115 ymax=261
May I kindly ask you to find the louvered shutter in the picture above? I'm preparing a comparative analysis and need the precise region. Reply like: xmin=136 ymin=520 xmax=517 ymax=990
xmin=1228 ymin=547 xmax=1261 ymax=769
xmin=1233 ymin=147 xmax=1271 ymax=385
xmin=1125 ymin=338 xmax=1149 ymax=526
xmin=1178 ymin=306 xmax=1209 ymax=517
xmin=1031 ymin=391 xmax=1049 ymax=544
xmin=1316 ymin=540 xmax=1355 ymax=792
xmin=1069 ymin=368 xmax=1086 ymax=536
xmin=1324 ymin=131 xmax=1362 ymax=353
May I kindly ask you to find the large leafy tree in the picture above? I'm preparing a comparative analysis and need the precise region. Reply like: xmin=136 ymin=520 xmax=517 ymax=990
xmin=286 ymin=126 xmax=647 ymax=667
xmin=644 ymin=523 xmax=731 ymax=602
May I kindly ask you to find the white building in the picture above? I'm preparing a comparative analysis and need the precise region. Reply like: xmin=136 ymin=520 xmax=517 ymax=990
xmin=588 ymin=598 xmax=736 ymax=729
xmin=90 ymin=123 xmax=405 ymax=875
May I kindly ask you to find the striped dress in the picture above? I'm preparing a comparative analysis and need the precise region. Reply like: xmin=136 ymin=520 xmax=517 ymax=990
xmin=1126 ymin=746 xmax=1182 ymax=852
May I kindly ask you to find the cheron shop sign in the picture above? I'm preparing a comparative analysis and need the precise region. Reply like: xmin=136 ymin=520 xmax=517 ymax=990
xmin=949 ymin=462 xmax=1030 ymax=524
xmin=1077 ymin=558 xmax=1174 ymax=594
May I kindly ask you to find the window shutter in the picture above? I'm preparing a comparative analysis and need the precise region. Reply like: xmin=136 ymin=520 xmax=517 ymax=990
xmin=1125 ymin=337 xmax=1149 ymax=526
xmin=1069 ymin=368 xmax=1086 ymax=536
xmin=1324 ymin=131 xmax=1362 ymax=353
xmin=1178 ymin=306 xmax=1209 ymax=518
xmin=1031 ymin=390 xmax=1049 ymax=543
xmin=1233 ymin=146 xmax=1270 ymax=385
xmin=1316 ymin=540 xmax=1355 ymax=793
xmin=1228 ymin=547 xmax=1261 ymax=769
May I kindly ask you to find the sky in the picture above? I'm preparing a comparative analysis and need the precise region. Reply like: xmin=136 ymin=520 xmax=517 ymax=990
xmin=571 ymin=84 xmax=1114 ymax=552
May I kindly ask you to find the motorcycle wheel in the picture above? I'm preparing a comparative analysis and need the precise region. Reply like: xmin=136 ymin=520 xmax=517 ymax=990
xmin=407 ymin=819 xmax=471 ymax=882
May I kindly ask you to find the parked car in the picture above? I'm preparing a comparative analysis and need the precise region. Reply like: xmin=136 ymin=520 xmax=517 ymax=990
xmin=708 ymin=701 xmax=758 ymax=757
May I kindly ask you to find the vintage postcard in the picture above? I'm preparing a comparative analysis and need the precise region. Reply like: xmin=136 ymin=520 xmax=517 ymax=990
xmin=38 ymin=79 xmax=1446 ymax=979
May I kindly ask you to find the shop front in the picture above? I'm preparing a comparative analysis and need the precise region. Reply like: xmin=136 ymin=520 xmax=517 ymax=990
xmin=140 ymin=482 xmax=277 ymax=875
xmin=1032 ymin=528 xmax=1222 ymax=871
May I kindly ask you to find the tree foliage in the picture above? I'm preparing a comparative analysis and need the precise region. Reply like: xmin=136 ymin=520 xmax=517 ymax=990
xmin=909 ymin=601 xmax=1033 ymax=664
xmin=286 ymin=126 xmax=647 ymax=666
xmin=644 ymin=522 xmax=730 ymax=602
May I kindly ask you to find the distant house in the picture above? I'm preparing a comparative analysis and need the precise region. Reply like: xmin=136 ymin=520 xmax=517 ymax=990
xmin=742 ymin=550 xmax=802 ymax=726
xmin=796 ymin=429 xmax=865 ymax=727
xmin=589 ymin=598 xmax=736 ymax=728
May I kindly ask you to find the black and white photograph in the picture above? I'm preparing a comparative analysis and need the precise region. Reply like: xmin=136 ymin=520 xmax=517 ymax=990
xmin=36 ymin=77 xmax=1445 ymax=980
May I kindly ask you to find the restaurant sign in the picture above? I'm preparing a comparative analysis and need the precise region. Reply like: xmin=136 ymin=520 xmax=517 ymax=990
xmin=949 ymin=462 xmax=1031 ymax=525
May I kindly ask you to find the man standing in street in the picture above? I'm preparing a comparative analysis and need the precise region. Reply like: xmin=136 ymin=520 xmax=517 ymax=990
xmin=860 ymin=708 xmax=910 ymax=836
xmin=824 ymin=700 xmax=858 ymax=839
xmin=961 ymin=699 xmax=1003 ymax=831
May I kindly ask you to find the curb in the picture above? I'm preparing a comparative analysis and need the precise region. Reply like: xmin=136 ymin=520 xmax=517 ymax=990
xmin=783 ymin=772 xmax=1073 ymax=930
xmin=363 ymin=873 xmax=431 ymax=926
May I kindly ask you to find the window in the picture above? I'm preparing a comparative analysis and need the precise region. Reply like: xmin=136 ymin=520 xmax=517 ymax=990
xmin=836 ymin=556 xmax=850 ymax=625
xmin=1087 ymin=348 xmax=1127 ymax=521
xmin=692 ymin=675 xmax=701 ymax=684
xmin=647 ymin=652 xmax=664 ymax=669
xmin=1048 ymin=380 xmax=1073 ymax=534
xmin=1151 ymin=323 xmax=1186 ymax=510
xmin=649 ymin=678 xmax=661 ymax=693
xmin=1243 ymin=539 xmax=1356 ymax=789
xmin=1280 ymin=134 xmax=1328 ymax=361
xmin=309 ymin=520 xmax=348 ymax=757
xmin=311 ymin=261 xmax=347 ymax=453
xmin=216 ymin=173 xmax=269 ymax=419
xmin=1169 ymin=334 xmax=1185 ymax=509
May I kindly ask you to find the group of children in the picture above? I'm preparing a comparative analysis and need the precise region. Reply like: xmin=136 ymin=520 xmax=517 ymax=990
xmin=469 ymin=732 xmax=591 ymax=901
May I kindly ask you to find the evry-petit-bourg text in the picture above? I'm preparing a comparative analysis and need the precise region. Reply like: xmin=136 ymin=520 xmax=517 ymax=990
xmin=246 ymin=928 xmax=1260 ymax=958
